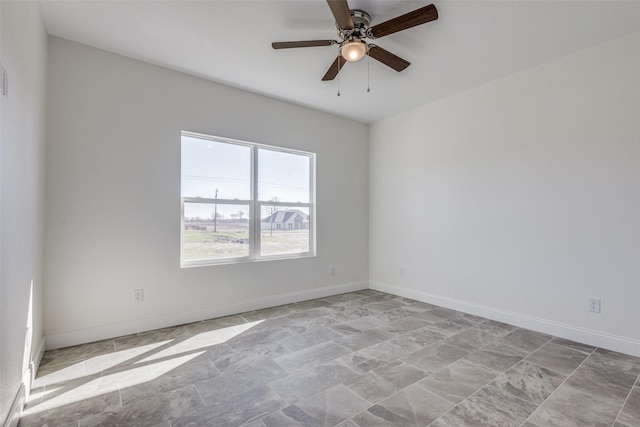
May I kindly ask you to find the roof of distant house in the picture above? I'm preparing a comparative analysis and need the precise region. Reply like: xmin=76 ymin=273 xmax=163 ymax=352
xmin=262 ymin=209 xmax=308 ymax=223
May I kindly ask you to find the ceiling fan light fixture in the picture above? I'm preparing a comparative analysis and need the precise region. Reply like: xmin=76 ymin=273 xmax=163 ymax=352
xmin=341 ymin=40 xmax=367 ymax=62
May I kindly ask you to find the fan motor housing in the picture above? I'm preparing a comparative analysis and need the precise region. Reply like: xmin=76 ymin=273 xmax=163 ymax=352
xmin=337 ymin=9 xmax=371 ymax=40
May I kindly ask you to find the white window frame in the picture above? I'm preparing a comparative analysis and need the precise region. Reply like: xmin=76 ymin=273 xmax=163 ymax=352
xmin=180 ymin=131 xmax=316 ymax=267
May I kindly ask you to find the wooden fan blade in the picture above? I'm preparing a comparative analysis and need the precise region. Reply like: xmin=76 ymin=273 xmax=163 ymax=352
xmin=368 ymin=45 xmax=410 ymax=72
xmin=272 ymin=40 xmax=336 ymax=49
xmin=327 ymin=0 xmax=354 ymax=30
xmin=369 ymin=4 xmax=438 ymax=38
xmin=322 ymin=56 xmax=347 ymax=81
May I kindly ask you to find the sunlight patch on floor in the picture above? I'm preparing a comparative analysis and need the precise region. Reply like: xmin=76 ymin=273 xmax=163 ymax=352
xmin=33 ymin=341 xmax=172 ymax=388
xmin=24 ymin=351 xmax=205 ymax=416
xmin=139 ymin=319 xmax=264 ymax=362
xmin=27 ymin=318 xmax=266 ymax=416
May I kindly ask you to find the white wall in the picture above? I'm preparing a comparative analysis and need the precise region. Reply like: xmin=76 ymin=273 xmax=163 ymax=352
xmin=0 ymin=1 xmax=47 ymax=424
xmin=370 ymin=31 xmax=640 ymax=356
xmin=44 ymin=37 xmax=369 ymax=349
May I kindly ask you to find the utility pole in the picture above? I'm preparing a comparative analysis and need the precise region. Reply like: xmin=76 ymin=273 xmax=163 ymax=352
xmin=214 ymin=188 xmax=219 ymax=233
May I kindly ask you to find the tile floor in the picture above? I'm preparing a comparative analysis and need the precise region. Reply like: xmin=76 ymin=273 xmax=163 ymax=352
xmin=21 ymin=290 xmax=640 ymax=427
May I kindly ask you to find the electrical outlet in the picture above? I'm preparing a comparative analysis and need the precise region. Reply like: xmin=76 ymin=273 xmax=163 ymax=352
xmin=330 ymin=266 xmax=336 ymax=276
xmin=589 ymin=298 xmax=600 ymax=313
xmin=134 ymin=289 xmax=144 ymax=303
xmin=400 ymin=267 xmax=405 ymax=277
xmin=0 ymin=65 xmax=7 ymax=96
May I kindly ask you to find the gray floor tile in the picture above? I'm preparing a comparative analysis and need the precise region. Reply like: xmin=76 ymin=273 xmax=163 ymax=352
xmin=26 ymin=291 xmax=640 ymax=427
xmin=172 ymin=384 xmax=284 ymax=427
xmin=225 ymin=326 xmax=294 ymax=351
xmin=79 ymin=384 xmax=204 ymax=426
xmin=423 ymin=316 xmax=479 ymax=336
xmin=269 ymin=361 xmax=360 ymax=403
xmin=401 ymin=343 xmax=469 ymax=373
xmin=40 ymin=340 xmax=115 ymax=367
xmin=616 ymin=385 xmax=640 ymax=427
xmin=350 ymin=339 xmax=412 ymax=364
xmin=326 ymin=306 xmax=377 ymax=321
xmin=565 ymin=363 xmax=636 ymax=402
xmin=335 ymin=419 xmax=360 ymax=427
xmin=417 ymin=359 xmax=499 ymax=404
xmin=491 ymin=360 xmax=565 ymax=405
xmin=437 ymin=383 xmax=538 ymax=426
xmin=413 ymin=308 xmax=458 ymax=323
xmin=344 ymin=360 xmax=427 ymax=403
xmin=527 ymin=382 xmax=623 ymax=427
xmin=525 ymin=342 xmax=589 ymax=375
xmin=213 ymin=341 xmax=289 ymax=374
xmin=184 ymin=314 xmax=247 ymax=335
xmin=114 ymin=326 xmax=191 ymax=351
xmin=275 ymin=341 xmax=351 ymax=373
xmin=366 ymin=299 xmax=408 ymax=312
xmin=278 ymin=384 xmax=371 ymax=427
xmin=352 ymin=384 xmax=453 ymax=426
xmin=392 ymin=327 xmax=447 ymax=352
xmin=280 ymin=327 xmax=343 ymax=352
xmin=499 ymin=328 xmax=553 ymax=354
xmin=550 ymin=337 xmax=596 ymax=355
xmin=241 ymin=305 xmax=294 ymax=322
xmin=380 ymin=316 xmax=429 ymax=334
xmin=334 ymin=351 xmax=389 ymax=375
xmin=404 ymin=301 xmax=439 ymax=312
xmin=334 ymin=328 xmax=395 ymax=352
xmin=196 ymin=358 xmax=287 ymax=405
xmin=119 ymin=355 xmax=220 ymax=403
xmin=261 ymin=410 xmax=305 ymax=427
xmin=444 ymin=327 xmax=499 ymax=352
xmin=369 ymin=307 xmax=420 ymax=322
xmin=475 ymin=319 xmax=518 ymax=337
xmin=463 ymin=341 xmax=526 ymax=372
xmin=288 ymin=299 xmax=329 ymax=311
xmin=19 ymin=388 xmax=121 ymax=427
xmin=332 ymin=316 xmax=390 ymax=335
xmin=282 ymin=314 xmax=341 ymax=335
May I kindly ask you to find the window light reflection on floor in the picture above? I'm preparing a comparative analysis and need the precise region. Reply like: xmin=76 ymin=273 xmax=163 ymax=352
xmin=25 ymin=319 xmax=265 ymax=417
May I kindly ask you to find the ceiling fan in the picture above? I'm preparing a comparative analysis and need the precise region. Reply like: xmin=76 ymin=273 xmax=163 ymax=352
xmin=272 ymin=0 xmax=438 ymax=81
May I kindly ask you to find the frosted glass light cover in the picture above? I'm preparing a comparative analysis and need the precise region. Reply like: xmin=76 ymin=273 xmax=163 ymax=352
xmin=341 ymin=41 xmax=366 ymax=62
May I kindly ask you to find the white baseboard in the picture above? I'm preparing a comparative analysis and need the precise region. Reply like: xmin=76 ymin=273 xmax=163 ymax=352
xmin=33 ymin=337 xmax=46 ymax=383
xmin=2 ymin=337 xmax=45 ymax=427
xmin=45 ymin=281 xmax=368 ymax=350
xmin=370 ymin=281 xmax=640 ymax=358
xmin=2 ymin=383 xmax=25 ymax=427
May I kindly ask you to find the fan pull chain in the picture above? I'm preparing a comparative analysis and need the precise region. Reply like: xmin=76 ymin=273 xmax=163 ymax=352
xmin=367 ymin=48 xmax=371 ymax=93
xmin=337 ymin=57 xmax=341 ymax=97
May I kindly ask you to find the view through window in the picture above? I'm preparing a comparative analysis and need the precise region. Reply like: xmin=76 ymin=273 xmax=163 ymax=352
xmin=181 ymin=132 xmax=315 ymax=266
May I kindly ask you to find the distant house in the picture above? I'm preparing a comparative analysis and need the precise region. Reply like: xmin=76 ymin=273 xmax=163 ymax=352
xmin=261 ymin=209 xmax=309 ymax=231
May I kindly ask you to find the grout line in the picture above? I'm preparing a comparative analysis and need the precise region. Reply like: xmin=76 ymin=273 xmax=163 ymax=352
xmin=421 ymin=334 xmax=553 ymax=426
xmin=518 ymin=345 xmax=597 ymax=426
xmin=117 ymin=384 xmax=123 ymax=407
xmin=192 ymin=382 xmax=207 ymax=407
xmin=611 ymin=373 xmax=640 ymax=427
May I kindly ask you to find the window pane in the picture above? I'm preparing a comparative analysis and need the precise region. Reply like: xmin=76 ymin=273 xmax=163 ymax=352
xmin=181 ymin=136 xmax=251 ymax=200
xmin=258 ymin=149 xmax=309 ymax=203
xmin=183 ymin=202 xmax=249 ymax=261
xmin=260 ymin=205 xmax=309 ymax=256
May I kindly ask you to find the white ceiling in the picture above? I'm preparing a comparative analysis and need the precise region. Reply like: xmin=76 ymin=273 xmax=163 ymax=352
xmin=40 ymin=0 xmax=640 ymax=123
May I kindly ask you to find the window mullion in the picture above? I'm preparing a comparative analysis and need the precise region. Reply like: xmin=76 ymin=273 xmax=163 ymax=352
xmin=251 ymin=145 xmax=260 ymax=259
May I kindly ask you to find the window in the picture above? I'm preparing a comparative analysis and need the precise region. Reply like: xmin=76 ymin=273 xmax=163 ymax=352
xmin=181 ymin=131 xmax=315 ymax=266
